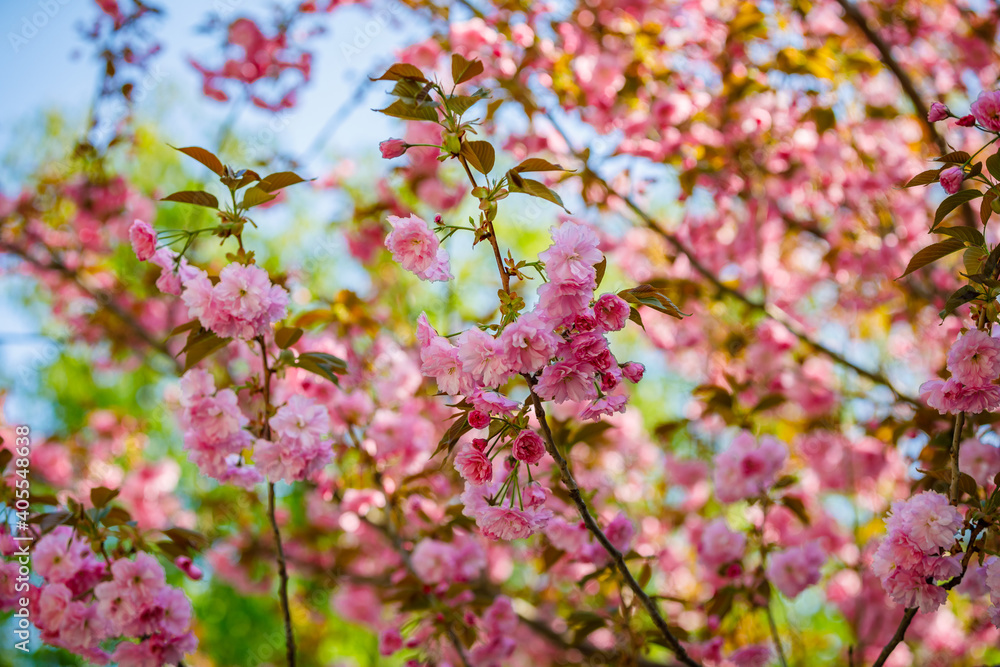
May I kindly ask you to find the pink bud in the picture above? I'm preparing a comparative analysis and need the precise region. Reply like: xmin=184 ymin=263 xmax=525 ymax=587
xmin=940 ymin=166 xmax=964 ymax=194
xmin=927 ymin=102 xmax=949 ymax=123
xmin=622 ymin=362 xmax=645 ymax=383
xmin=174 ymin=556 xmax=203 ymax=581
xmin=957 ymin=114 xmax=976 ymax=127
xmin=379 ymin=138 xmax=408 ymax=159
xmin=468 ymin=410 xmax=490 ymax=429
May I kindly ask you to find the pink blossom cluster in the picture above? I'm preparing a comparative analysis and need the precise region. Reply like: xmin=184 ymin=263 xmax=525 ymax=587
xmin=766 ymin=541 xmax=826 ymax=599
xmin=254 ymin=394 xmax=332 ymax=483
xmin=384 ymin=214 xmax=452 ymax=282
xmin=920 ymin=329 xmax=1000 ymax=415
xmin=32 ymin=527 xmax=196 ymax=665
xmin=181 ymin=262 xmax=289 ymax=339
xmin=987 ymin=558 xmax=1000 ymax=627
xmin=461 ymin=478 xmax=552 ymax=541
xmin=411 ymin=531 xmax=486 ymax=589
xmin=698 ymin=518 xmax=746 ymax=570
xmin=872 ymin=491 xmax=964 ymax=612
xmin=712 ymin=431 xmax=788 ymax=503
xmin=179 ymin=369 xmax=262 ymax=488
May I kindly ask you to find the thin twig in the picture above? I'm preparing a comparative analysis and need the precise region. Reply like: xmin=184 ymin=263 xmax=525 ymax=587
xmin=524 ymin=379 xmax=701 ymax=667
xmin=871 ymin=608 xmax=917 ymax=667
xmin=260 ymin=337 xmax=297 ymax=667
xmin=764 ymin=601 xmax=789 ymax=667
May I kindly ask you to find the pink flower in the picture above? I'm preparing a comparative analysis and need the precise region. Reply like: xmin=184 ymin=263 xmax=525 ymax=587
xmin=416 ymin=314 xmax=474 ymax=396
xmin=511 ymin=430 xmax=545 ymax=464
xmin=729 ymin=646 xmax=772 ymax=667
xmin=411 ymin=539 xmax=455 ymax=584
xmin=537 ymin=278 xmax=595 ymax=325
xmin=947 ymin=329 xmax=1000 ymax=385
xmin=182 ymin=263 xmax=288 ymax=340
xmin=539 ymin=221 xmax=602 ymax=283
xmin=478 ymin=506 xmax=534 ymax=540
xmin=622 ymin=362 xmax=645 ymax=383
xmin=458 ymin=328 xmax=514 ymax=388
xmin=271 ymin=395 xmax=330 ymax=448
xmin=468 ymin=388 xmax=520 ymax=416
xmin=379 ymin=138 xmax=408 ymax=159
xmin=580 ymin=395 xmax=627 ymax=420
xmin=766 ymin=542 xmax=825 ymax=598
xmin=939 ymin=166 xmax=964 ymax=194
xmin=713 ymin=432 xmax=787 ymax=503
xmin=455 ymin=442 xmax=493 ymax=484
xmin=498 ymin=312 xmax=560 ymax=373
xmin=959 ymin=439 xmax=1000 ymax=487
xmin=927 ymin=102 xmax=950 ymax=122
xmin=698 ymin=519 xmax=746 ymax=569
xmin=605 ymin=512 xmax=635 ymax=553
xmin=920 ymin=377 xmax=1000 ymax=414
xmin=971 ymin=90 xmax=1000 ymax=132
xmin=34 ymin=527 xmax=87 ymax=584
xmin=128 ymin=219 xmax=157 ymax=261
xmin=385 ymin=214 xmax=445 ymax=277
xmin=900 ymin=491 xmax=963 ymax=552
xmin=593 ymin=293 xmax=630 ymax=331
xmin=535 ymin=360 xmax=597 ymax=403
xmin=468 ymin=410 xmax=490 ymax=428
xmin=379 ymin=628 xmax=404 ymax=656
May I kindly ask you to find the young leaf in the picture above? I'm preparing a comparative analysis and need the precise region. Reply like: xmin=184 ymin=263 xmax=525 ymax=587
xmin=167 ymin=319 xmax=201 ymax=339
xmin=258 ymin=171 xmax=308 ymax=193
xmin=293 ymin=352 xmax=348 ymax=385
xmin=965 ymin=246 xmax=988 ymax=275
xmin=371 ymin=63 xmax=427 ymax=82
xmin=939 ymin=285 xmax=980 ymax=320
xmin=452 ymin=54 xmax=485 ymax=85
xmin=506 ymin=174 xmax=569 ymax=212
xmin=275 ymin=326 xmax=304 ymax=349
xmin=171 ymin=145 xmax=224 ymax=176
xmin=904 ymin=169 xmax=941 ymax=188
xmin=935 ymin=226 xmax=985 ymax=246
xmin=618 ymin=285 xmax=689 ymax=319
xmin=983 ymin=190 xmax=997 ymax=226
xmin=445 ymin=89 xmax=489 ymax=116
xmin=241 ymin=186 xmax=278 ymax=209
xmin=376 ymin=99 xmax=439 ymax=122
xmin=462 ymin=140 xmax=495 ymax=174
xmin=987 ymin=153 xmax=1000 ymax=181
xmin=434 ymin=415 xmax=473 ymax=457
xmin=162 ymin=191 xmax=219 ymax=209
xmin=181 ymin=329 xmax=231 ymax=371
xmin=933 ymin=189 xmax=983 ymax=229
xmin=780 ymin=496 xmax=810 ymax=525
xmin=90 ymin=486 xmax=120 ymax=509
xmin=934 ymin=150 xmax=971 ymax=164
xmin=628 ymin=307 xmax=645 ymax=330
xmin=513 ymin=158 xmax=570 ymax=173
xmin=594 ymin=256 xmax=607 ymax=290
xmin=898 ymin=238 xmax=966 ymax=278
xmin=236 ymin=170 xmax=262 ymax=189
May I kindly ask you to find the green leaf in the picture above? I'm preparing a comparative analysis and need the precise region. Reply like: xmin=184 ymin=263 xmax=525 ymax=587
xmin=161 ymin=190 xmax=219 ymax=209
xmin=101 ymin=507 xmax=132 ymax=527
xmin=162 ymin=527 xmax=210 ymax=552
xmin=506 ymin=173 xmax=569 ymax=212
xmin=90 ymin=486 xmax=119 ymax=509
xmin=434 ymin=414 xmax=473 ymax=457
xmin=445 ymin=89 xmax=489 ymax=116
xmin=513 ymin=158 xmax=570 ymax=173
xmin=987 ymin=153 xmax=1000 ymax=181
xmin=451 ymin=54 xmax=484 ymax=85
xmin=170 ymin=145 xmax=224 ymax=176
xmin=627 ymin=307 xmax=645 ymax=330
xmin=275 ymin=326 xmax=304 ymax=349
xmin=965 ymin=246 xmax=988 ymax=275
xmin=904 ymin=169 xmax=942 ymax=188
xmin=257 ymin=171 xmax=308 ymax=193
xmin=983 ymin=190 xmax=997 ymax=226
xmin=167 ymin=319 xmax=201 ymax=339
xmin=618 ymin=285 xmax=689 ymax=319
xmin=371 ymin=63 xmax=428 ymax=82
xmin=594 ymin=256 xmax=607 ymax=290
xmin=293 ymin=351 xmax=348 ymax=385
xmin=780 ymin=496 xmax=810 ymax=525
xmin=241 ymin=186 xmax=277 ymax=209
xmin=376 ymin=99 xmax=439 ymax=122
xmin=936 ymin=226 xmax=985 ymax=246
xmin=898 ymin=238 xmax=966 ymax=278
xmin=934 ymin=150 xmax=971 ymax=164
xmin=751 ymin=394 xmax=786 ymax=413
xmin=462 ymin=140 xmax=495 ymax=174
xmin=180 ymin=329 xmax=231 ymax=371
xmin=939 ymin=285 xmax=980 ymax=320
xmin=933 ymin=189 xmax=983 ymax=228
